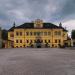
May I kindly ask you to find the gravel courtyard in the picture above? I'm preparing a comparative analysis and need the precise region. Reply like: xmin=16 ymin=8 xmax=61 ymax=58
xmin=0 ymin=48 xmax=75 ymax=75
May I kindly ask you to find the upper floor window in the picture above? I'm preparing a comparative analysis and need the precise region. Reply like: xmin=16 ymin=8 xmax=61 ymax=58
xmin=44 ymin=32 xmax=47 ymax=36
xmin=48 ymin=32 xmax=51 ymax=35
xmin=30 ymin=32 xmax=33 ymax=36
xmin=41 ymin=32 xmax=43 ymax=36
xmin=16 ymin=32 xmax=19 ymax=36
xmin=55 ymin=31 xmax=57 ymax=35
xmin=26 ymin=32 xmax=29 ymax=36
xmin=58 ymin=31 xmax=61 ymax=35
xmin=20 ymin=32 xmax=22 ymax=36
xmin=30 ymin=40 xmax=32 ymax=43
xmin=55 ymin=31 xmax=61 ymax=36
xmin=10 ymin=34 xmax=14 ymax=37
xmin=37 ymin=32 xmax=41 ymax=36
xmin=34 ymin=32 xmax=37 ymax=36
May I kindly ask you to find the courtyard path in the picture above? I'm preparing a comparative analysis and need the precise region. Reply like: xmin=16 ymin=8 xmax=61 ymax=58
xmin=0 ymin=48 xmax=75 ymax=75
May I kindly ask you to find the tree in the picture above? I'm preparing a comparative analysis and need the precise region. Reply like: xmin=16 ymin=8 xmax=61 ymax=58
xmin=71 ymin=30 xmax=75 ymax=39
xmin=2 ymin=29 xmax=8 ymax=40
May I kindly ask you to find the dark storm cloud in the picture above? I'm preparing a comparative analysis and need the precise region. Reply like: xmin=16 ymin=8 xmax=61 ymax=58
xmin=52 ymin=0 xmax=75 ymax=22
xmin=0 ymin=0 xmax=75 ymax=29
xmin=61 ymin=0 xmax=75 ymax=17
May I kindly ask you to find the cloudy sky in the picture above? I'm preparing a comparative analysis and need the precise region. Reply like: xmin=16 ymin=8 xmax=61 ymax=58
xmin=0 ymin=0 xmax=75 ymax=35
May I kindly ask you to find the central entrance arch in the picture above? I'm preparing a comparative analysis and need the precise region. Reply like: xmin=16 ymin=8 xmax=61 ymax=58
xmin=35 ymin=39 xmax=42 ymax=48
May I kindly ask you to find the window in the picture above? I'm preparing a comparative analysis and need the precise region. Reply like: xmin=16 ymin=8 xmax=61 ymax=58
xmin=41 ymin=32 xmax=43 ymax=36
xmin=16 ymin=32 xmax=19 ymax=36
xmin=34 ymin=32 xmax=37 ymax=35
xmin=55 ymin=40 xmax=57 ymax=43
xmin=63 ymin=34 xmax=65 ymax=37
xmin=37 ymin=24 xmax=41 ymax=28
xmin=33 ymin=32 xmax=43 ymax=36
xmin=37 ymin=32 xmax=40 ymax=36
xmin=55 ymin=31 xmax=61 ymax=36
xmin=44 ymin=32 xmax=47 ymax=36
xmin=20 ymin=40 xmax=22 ymax=43
xmin=26 ymin=32 xmax=29 ymax=36
xmin=45 ymin=40 xmax=47 ymax=43
xmin=52 ymin=44 xmax=54 ymax=47
xmin=20 ymin=46 xmax=22 ymax=48
xmin=30 ymin=32 xmax=33 ymax=36
xmin=59 ymin=40 xmax=61 ymax=43
xmin=27 ymin=40 xmax=29 ymax=43
xmin=16 ymin=46 xmax=18 ymax=48
xmin=30 ymin=40 xmax=32 ymax=43
xmin=48 ymin=32 xmax=51 ymax=35
xmin=20 ymin=32 xmax=22 ymax=36
xmin=24 ymin=45 xmax=25 ymax=47
xmin=10 ymin=34 xmax=14 ymax=37
xmin=16 ymin=40 xmax=18 ymax=43
xmin=58 ymin=31 xmax=61 ymax=35
xmin=55 ymin=31 xmax=57 ymax=35
xmin=48 ymin=40 xmax=50 ymax=43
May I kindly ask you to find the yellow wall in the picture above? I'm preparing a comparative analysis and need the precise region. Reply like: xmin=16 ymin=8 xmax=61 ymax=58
xmin=52 ymin=29 xmax=63 ymax=47
xmin=14 ymin=29 xmax=25 ymax=48
xmin=8 ymin=31 xmax=14 ymax=41
xmin=11 ymin=28 xmax=68 ymax=48
xmin=24 ymin=29 xmax=52 ymax=47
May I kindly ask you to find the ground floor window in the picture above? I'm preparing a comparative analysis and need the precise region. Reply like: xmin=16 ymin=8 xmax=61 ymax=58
xmin=59 ymin=40 xmax=61 ymax=43
xmin=16 ymin=40 xmax=18 ymax=43
xmin=20 ymin=40 xmax=22 ymax=43
xmin=20 ymin=46 xmax=22 ymax=48
xmin=55 ymin=40 xmax=57 ymax=43
xmin=30 ymin=40 xmax=32 ymax=43
xmin=27 ymin=40 xmax=29 ymax=43
xmin=52 ymin=44 xmax=54 ymax=47
xmin=16 ymin=46 xmax=18 ymax=48
xmin=48 ymin=40 xmax=50 ymax=43
xmin=24 ymin=45 xmax=25 ymax=47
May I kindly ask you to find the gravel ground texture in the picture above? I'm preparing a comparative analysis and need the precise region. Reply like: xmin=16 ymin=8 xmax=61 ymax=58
xmin=0 ymin=48 xmax=75 ymax=75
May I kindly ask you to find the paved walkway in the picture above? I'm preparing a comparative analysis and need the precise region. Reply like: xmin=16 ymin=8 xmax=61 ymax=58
xmin=0 ymin=48 xmax=75 ymax=75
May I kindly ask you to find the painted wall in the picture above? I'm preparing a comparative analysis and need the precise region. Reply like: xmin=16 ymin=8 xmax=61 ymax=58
xmin=12 ymin=28 xmax=68 ymax=48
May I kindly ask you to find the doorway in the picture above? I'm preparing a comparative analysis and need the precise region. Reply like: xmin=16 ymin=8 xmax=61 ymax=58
xmin=36 ymin=39 xmax=42 ymax=48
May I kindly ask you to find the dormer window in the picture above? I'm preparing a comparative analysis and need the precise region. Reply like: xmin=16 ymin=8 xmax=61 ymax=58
xmin=34 ymin=19 xmax=43 ymax=28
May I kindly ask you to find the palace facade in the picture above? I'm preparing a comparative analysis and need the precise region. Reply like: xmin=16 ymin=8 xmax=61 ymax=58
xmin=8 ymin=19 xmax=69 ymax=48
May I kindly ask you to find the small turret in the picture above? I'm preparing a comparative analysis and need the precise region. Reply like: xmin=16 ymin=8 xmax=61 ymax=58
xmin=13 ymin=22 xmax=16 ymax=27
xmin=59 ymin=22 xmax=62 ymax=27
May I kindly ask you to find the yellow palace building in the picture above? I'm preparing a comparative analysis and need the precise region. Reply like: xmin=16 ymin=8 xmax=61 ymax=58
xmin=8 ymin=19 xmax=69 ymax=48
